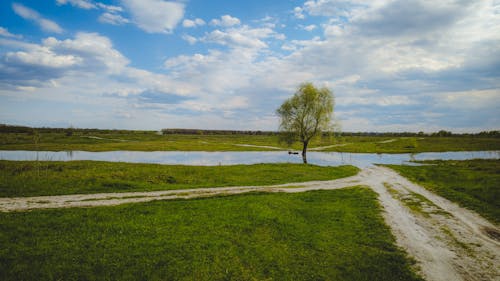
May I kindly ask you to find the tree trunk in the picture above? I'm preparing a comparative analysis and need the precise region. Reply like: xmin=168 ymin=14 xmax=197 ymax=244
xmin=301 ymin=140 xmax=309 ymax=164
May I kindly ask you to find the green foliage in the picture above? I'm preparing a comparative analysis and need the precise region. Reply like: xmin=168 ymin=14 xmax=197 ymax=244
xmin=276 ymin=82 xmax=335 ymax=163
xmin=0 ymin=161 xmax=359 ymax=197
xmin=0 ymin=188 xmax=422 ymax=281
xmin=276 ymin=82 xmax=334 ymax=144
xmin=387 ymin=160 xmax=500 ymax=224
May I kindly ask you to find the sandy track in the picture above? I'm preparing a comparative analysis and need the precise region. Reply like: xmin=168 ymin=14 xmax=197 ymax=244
xmin=377 ymin=138 xmax=397 ymax=144
xmin=0 ymin=166 xmax=498 ymax=281
xmin=232 ymin=144 xmax=285 ymax=150
xmin=308 ymin=143 xmax=350 ymax=150
xmin=366 ymin=167 xmax=499 ymax=281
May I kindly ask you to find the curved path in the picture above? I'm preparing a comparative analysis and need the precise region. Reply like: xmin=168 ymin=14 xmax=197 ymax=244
xmin=0 ymin=166 xmax=498 ymax=281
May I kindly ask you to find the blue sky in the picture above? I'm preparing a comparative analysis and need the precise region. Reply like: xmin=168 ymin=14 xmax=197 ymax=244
xmin=0 ymin=0 xmax=499 ymax=132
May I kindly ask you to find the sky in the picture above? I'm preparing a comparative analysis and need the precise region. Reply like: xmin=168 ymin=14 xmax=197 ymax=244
xmin=0 ymin=0 xmax=499 ymax=132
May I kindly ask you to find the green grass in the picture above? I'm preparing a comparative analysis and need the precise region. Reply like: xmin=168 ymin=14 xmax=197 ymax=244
xmin=318 ymin=136 xmax=500 ymax=153
xmin=1 ymin=131 xmax=499 ymax=153
xmin=0 ymin=188 xmax=422 ymax=281
xmin=0 ymin=161 xmax=359 ymax=197
xmin=386 ymin=159 xmax=500 ymax=224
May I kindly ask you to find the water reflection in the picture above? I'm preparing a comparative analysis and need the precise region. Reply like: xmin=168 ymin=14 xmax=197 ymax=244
xmin=0 ymin=150 xmax=498 ymax=168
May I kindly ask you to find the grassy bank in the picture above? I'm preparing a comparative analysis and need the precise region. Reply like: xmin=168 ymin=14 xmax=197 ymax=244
xmin=0 ymin=188 xmax=422 ymax=281
xmin=1 ymin=131 xmax=499 ymax=153
xmin=386 ymin=159 xmax=500 ymax=224
xmin=0 ymin=161 xmax=359 ymax=197
xmin=320 ymin=136 xmax=500 ymax=153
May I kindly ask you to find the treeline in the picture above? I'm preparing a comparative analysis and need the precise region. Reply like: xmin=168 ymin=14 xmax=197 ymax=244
xmin=1 ymin=124 xmax=499 ymax=138
xmin=0 ymin=124 xmax=151 ymax=135
xmin=161 ymin=128 xmax=278 ymax=135
xmin=339 ymin=130 xmax=500 ymax=138
xmin=163 ymin=129 xmax=500 ymax=138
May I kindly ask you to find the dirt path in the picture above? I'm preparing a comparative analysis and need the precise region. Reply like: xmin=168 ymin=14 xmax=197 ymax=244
xmin=232 ymin=144 xmax=284 ymax=150
xmin=377 ymin=138 xmax=397 ymax=144
xmin=82 ymin=136 xmax=130 ymax=142
xmin=365 ymin=167 xmax=499 ymax=281
xmin=0 ymin=166 xmax=498 ymax=281
xmin=309 ymin=143 xmax=350 ymax=151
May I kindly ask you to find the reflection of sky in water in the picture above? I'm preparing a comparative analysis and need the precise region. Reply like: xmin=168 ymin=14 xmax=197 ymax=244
xmin=0 ymin=150 xmax=499 ymax=168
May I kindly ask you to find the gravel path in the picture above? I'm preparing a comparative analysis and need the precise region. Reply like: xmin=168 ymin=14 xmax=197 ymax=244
xmin=0 ymin=166 xmax=498 ymax=281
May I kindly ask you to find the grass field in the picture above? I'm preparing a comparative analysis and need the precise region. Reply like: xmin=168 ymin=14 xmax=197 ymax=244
xmin=0 ymin=161 xmax=359 ymax=197
xmin=386 ymin=159 xmax=500 ymax=224
xmin=0 ymin=188 xmax=422 ymax=281
xmin=1 ymin=131 xmax=499 ymax=153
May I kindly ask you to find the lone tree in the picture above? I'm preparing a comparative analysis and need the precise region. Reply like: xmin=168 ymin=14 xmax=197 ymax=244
xmin=276 ymin=82 xmax=334 ymax=164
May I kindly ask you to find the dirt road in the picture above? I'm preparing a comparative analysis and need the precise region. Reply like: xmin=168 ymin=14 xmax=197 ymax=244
xmin=0 ymin=166 xmax=498 ymax=281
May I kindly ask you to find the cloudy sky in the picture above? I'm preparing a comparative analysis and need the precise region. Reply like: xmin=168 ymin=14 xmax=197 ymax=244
xmin=0 ymin=0 xmax=499 ymax=132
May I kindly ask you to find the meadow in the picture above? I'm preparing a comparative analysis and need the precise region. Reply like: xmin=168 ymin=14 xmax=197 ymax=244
xmin=0 ymin=161 xmax=358 ymax=197
xmin=1 ymin=129 xmax=499 ymax=153
xmin=387 ymin=159 xmax=500 ymax=224
xmin=0 ymin=188 xmax=422 ymax=281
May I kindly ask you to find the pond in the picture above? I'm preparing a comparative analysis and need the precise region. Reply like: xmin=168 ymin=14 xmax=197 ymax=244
xmin=0 ymin=150 xmax=499 ymax=168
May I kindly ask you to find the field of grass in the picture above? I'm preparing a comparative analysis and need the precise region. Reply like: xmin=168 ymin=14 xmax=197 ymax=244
xmin=386 ymin=159 xmax=500 ymax=224
xmin=1 ymin=130 xmax=499 ymax=153
xmin=0 ymin=188 xmax=422 ymax=281
xmin=0 ymin=161 xmax=359 ymax=197
xmin=319 ymin=136 xmax=500 ymax=153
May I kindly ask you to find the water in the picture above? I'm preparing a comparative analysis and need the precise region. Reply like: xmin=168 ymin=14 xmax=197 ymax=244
xmin=0 ymin=150 xmax=499 ymax=168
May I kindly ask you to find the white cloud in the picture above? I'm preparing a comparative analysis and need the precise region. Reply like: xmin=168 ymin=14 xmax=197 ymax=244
xmin=121 ymin=0 xmax=185 ymax=33
xmin=0 ymin=27 xmax=22 ymax=39
xmin=182 ymin=34 xmax=198 ymax=45
xmin=301 ymin=24 xmax=316 ymax=31
xmin=5 ymin=48 xmax=81 ymax=69
xmin=99 ymin=12 xmax=130 ymax=25
xmin=56 ymin=0 xmax=125 ymax=12
xmin=56 ymin=0 xmax=129 ymax=26
xmin=182 ymin=18 xmax=205 ymax=28
xmin=0 ymin=32 xmax=129 ymax=86
xmin=12 ymin=3 xmax=63 ymax=34
xmin=280 ymin=36 xmax=321 ymax=52
xmin=222 ymin=96 xmax=249 ymax=110
xmin=293 ymin=6 xmax=305 ymax=19
xmin=56 ymin=0 xmax=96 ymax=9
xmin=96 ymin=3 xmax=124 ymax=12
xmin=200 ymin=25 xmax=278 ymax=50
xmin=338 ymin=95 xmax=416 ymax=106
xmin=210 ymin=15 xmax=241 ymax=27
xmin=433 ymin=89 xmax=500 ymax=110
xmin=299 ymin=0 xmax=376 ymax=19
xmin=322 ymin=20 xmax=348 ymax=37
xmin=42 ymin=33 xmax=130 ymax=73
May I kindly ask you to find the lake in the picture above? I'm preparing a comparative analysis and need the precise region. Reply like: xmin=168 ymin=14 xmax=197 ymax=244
xmin=0 ymin=150 xmax=499 ymax=168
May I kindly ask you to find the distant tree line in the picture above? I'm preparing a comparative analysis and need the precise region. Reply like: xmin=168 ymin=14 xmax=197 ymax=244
xmin=337 ymin=130 xmax=500 ymax=138
xmin=161 ymin=128 xmax=279 ymax=135
xmin=0 ymin=124 xmax=151 ymax=135
xmin=1 ymin=124 xmax=499 ymax=138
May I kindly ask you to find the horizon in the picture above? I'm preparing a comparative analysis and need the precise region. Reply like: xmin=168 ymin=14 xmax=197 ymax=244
xmin=1 ymin=0 xmax=499 ymax=132
xmin=2 ymin=123 xmax=499 ymax=135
